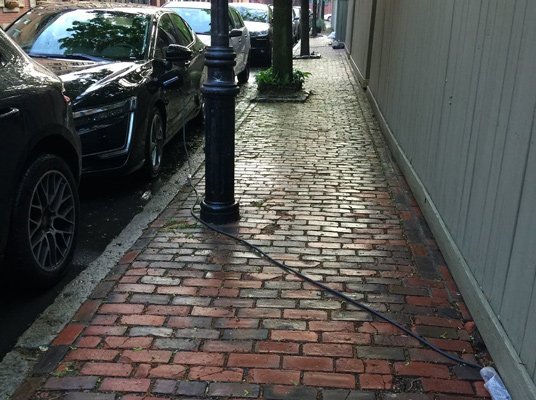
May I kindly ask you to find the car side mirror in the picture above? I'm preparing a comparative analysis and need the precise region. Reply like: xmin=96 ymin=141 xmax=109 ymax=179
xmin=165 ymin=44 xmax=193 ymax=62
xmin=229 ymin=28 xmax=242 ymax=38
xmin=152 ymin=58 xmax=167 ymax=73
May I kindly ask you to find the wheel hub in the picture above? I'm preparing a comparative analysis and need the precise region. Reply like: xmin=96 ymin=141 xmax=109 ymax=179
xmin=29 ymin=170 xmax=75 ymax=271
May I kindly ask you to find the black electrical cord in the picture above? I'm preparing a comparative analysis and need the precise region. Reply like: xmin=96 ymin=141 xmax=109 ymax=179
xmin=178 ymin=98 xmax=482 ymax=371
xmin=185 ymin=180 xmax=480 ymax=370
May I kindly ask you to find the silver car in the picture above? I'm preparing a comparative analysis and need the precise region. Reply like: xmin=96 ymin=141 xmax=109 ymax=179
xmin=231 ymin=2 xmax=273 ymax=66
xmin=292 ymin=7 xmax=300 ymax=43
xmin=163 ymin=1 xmax=251 ymax=83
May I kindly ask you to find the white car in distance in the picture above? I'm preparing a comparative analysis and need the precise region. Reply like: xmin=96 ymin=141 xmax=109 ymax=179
xmin=163 ymin=1 xmax=252 ymax=83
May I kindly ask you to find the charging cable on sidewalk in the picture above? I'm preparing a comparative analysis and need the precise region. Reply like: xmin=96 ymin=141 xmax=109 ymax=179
xmin=177 ymin=96 xmax=511 ymax=400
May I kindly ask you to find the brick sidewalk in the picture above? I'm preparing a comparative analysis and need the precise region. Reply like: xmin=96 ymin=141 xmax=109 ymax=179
xmin=13 ymin=37 xmax=492 ymax=400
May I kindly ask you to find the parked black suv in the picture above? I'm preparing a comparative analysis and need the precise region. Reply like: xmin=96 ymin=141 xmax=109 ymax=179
xmin=0 ymin=29 xmax=81 ymax=285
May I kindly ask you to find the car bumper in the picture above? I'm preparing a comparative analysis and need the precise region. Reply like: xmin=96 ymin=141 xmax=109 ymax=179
xmin=75 ymin=106 xmax=140 ymax=175
xmin=250 ymin=36 xmax=271 ymax=56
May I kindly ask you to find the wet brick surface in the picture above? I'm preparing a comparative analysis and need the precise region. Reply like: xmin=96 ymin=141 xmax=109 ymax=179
xmin=18 ymin=36 xmax=491 ymax=399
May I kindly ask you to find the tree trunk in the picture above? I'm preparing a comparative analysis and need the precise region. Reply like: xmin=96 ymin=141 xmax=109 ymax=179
xmin=312 ymin=0 xmax=318 ymax=37
xmin=300 ymin=0 xmax=310 ymax=56
xmin=272 ymin=0 xmax=293 ymax=83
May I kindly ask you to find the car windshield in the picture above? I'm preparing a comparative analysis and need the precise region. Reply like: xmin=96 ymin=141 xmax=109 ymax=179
xmin=7 ymin=9 xmax=151 ymax=61
xmin=168 ymin=7 xmax=210 ymax=35
xmin=232 ymin=6 xmax=268 ymax=23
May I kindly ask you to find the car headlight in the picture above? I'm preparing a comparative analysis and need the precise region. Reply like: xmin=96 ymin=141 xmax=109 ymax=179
xmin=250 ymin=30 xmax=269 ymax=37
xmin=73 ymin=97 xmax=137 ymax=132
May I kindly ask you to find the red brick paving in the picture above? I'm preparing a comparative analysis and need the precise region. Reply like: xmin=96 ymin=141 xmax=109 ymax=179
xmin=14 ymin=36 xmax=492 ymax=399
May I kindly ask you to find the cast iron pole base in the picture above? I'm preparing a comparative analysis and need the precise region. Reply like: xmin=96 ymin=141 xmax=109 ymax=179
xmin=200 ymin=199 xmax=239 ymax=225
xmin=200 ymin=47 xmax=239 ymax=225
xmin=200 ymin=0 xmax=240 ymax=226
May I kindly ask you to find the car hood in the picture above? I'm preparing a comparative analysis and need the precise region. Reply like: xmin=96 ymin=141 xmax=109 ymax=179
xmin=33 ymin=58 xmax=143 ymax=107
xmin=196 ymin=34 xmax=210 ymax=47
xmin=243 ymin=21 xmax=270 ymax=33
xmin=1 ymin=54 xmax=63 ymax=97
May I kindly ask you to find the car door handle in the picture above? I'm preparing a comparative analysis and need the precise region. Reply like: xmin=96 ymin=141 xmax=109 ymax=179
xmin=0 ymin=108 xmax=20 ymax=120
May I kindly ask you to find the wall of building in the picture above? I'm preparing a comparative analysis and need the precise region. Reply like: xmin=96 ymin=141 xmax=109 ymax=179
xmin=0 ymin=0 xmax=32 ymax=28
xmin=345 ymin=1 xmax=536 ymax=399
xmin=344 ymin=0 xmax=372 ymax=86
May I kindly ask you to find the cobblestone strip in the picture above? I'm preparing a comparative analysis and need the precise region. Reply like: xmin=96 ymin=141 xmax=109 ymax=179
xmin=17 ymin=36 xmax=492 ymax=400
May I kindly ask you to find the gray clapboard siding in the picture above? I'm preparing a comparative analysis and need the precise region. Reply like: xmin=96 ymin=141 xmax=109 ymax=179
xmin=344 ymin=0 xmax=536 ymax=397
xmin=508 ymin=137 xmax=536 ymax=380
xmin=335 ymin=0 xmax=349 ymax=42
xmin=347 ymin=0 xmax=373 ymax=84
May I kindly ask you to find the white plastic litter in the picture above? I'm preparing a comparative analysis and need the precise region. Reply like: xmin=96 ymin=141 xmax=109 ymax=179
xmin=141 ymin=190 xmax=152 ymax=201
xmin=328 ymin=31 xmax=336 ymax=39
xmin=480 ymin=367 xmax=512 ymax=400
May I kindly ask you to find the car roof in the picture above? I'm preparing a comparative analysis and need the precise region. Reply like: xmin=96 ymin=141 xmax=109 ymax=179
xmin=163 ymin=1 xmax=211 ymax=10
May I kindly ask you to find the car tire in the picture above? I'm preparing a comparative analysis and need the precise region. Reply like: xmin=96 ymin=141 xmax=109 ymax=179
xmin=264 ymin=47 xmax=272 ymax=67
xmin=237 ymin=57 xmax=250 ymax=84
xmin=7 ymin=154 xmax=79 ymax=285
xmin=144 ymin=107 xmax=164 ymax=179
xmin=191 ymin=92 xmax=205 ymax=126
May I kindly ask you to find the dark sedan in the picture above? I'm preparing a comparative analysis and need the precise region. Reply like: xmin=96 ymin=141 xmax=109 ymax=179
xmin=0 ymin=29 xmax=81 ymax=285
xmin=7 ymin=4 xmax=206 ymax=177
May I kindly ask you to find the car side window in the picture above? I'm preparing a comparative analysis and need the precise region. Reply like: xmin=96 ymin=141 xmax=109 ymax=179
xmin=227 ymin=10 xmax=235 ymax=31
xmin=155 ymin=14 xmax=181 ymax=59
xmin=169 ymin=13 xmax=194 ymax=46
xmin=229 ymin=8 xmax=243 ymax=29
xmin=228 ymin=10 xmax=235 ymax=31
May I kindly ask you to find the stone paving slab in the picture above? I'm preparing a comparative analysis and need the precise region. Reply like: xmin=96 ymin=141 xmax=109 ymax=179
xmin=12 ymin=36 xmax=492 ymax=400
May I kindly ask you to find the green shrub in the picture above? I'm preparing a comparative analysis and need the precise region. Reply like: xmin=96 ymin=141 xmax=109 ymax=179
xmin=255 ymin=67 xmax=311 ymax=92
xmin=292 ymin=69 xmax=311 ymax=85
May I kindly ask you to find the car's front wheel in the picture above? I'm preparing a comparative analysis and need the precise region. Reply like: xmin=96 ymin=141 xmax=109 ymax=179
xmin=8 ymin=154 xmax=79 ymax=285
xmin=263 ymin=46 xmax=272 ymax=67
xmin=145 ymin=108 xmax=164 ymax=178
xmin=237 ymin=56 xmax=250 ymax=84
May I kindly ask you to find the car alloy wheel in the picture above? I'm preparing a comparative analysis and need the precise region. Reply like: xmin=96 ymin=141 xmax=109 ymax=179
xmin=146 ymin=108 xmax=164 ymax=178
xmin=8 ymin=154 xmax=79 ymax=285
xmin=29 ymin=169 xmax=76 ymax=271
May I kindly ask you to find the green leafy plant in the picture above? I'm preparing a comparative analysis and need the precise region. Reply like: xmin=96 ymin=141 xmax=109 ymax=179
xmin=255 ymin=67 xmax=311 ymax=92
xmin=292 ymin=69 xmax=312 ymax=85
xmin=255 ymin=67 xmax=278 ymax=86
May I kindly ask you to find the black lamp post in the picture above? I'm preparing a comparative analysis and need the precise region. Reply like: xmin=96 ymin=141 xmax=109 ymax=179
xmin=200 ymin=0 xmax=240 ymax=224
xmin=300 ymin=0 xmax=310 ymax=56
